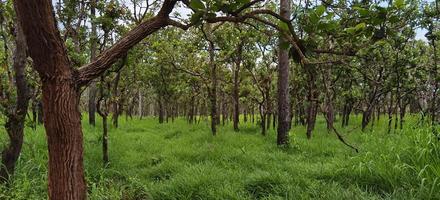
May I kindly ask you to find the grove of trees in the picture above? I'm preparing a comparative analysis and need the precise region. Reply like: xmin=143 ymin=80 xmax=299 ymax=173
xmin=0 ymin=0 xmax=438 ymax=199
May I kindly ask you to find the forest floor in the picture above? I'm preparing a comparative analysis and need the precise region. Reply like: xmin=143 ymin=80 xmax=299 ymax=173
xmin=0 ymin=115 xmax=439 ymax=200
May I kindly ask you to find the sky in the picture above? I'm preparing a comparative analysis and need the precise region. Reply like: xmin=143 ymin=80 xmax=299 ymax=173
xmin=415 ymin=28 xmax=428 ymax=41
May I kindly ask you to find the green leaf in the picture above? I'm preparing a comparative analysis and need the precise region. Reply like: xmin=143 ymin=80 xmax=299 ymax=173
xmin=346 ymin=22 xmax=366 ymax=34
xmin=190 ymin=0 xmax=205 ymax=10
xmin=354 ymin=22 xmax=366 ymax=30
xmin=345 ymin=27 xmax=357 ymax=34
xmin=237 ymin=0 xmax=251 ymax=4
xmin=309 ymin=13 xmax=320 ymax=24
xmin=278 ymin=21 xmax=290 ymax=32
xmin=190 ymin=11 xmax=203 ymax=24
xmin=353 ymin=6 xmax=369 ymax=16
xmin=394 ymin=0 xmax=405 ymax=9
xmin=315 ymin=5 xmax=326 ymax=17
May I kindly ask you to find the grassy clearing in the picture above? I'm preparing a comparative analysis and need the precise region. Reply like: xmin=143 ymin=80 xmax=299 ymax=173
xmin=0 ymin=115 xmax=439 ymax=199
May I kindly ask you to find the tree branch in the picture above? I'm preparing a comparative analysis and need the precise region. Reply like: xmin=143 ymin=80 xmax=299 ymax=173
xmin=76 ymin=0 xmax=178 ymax=87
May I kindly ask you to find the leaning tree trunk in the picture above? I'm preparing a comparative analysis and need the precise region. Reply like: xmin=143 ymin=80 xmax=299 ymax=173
xmin=276 ymin=0 xmax=291 ymax=145
xmin=0 ymin=21 xmax=29 ymax=182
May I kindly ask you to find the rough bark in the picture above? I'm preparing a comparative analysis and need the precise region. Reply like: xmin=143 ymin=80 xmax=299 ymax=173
xmin=323 ymin=66 xmax=334 ymax=132
xmin=306 ymin=67 xmax=318 ymax=139
xmin=97 ymin=79 xmax=109 ymax=167
xmin=158 ymin=94 xmax=164 ymax=124
xmin=0 ymin=21 xmax=29 ymax=182
xmin=276 ymin=0 xmax=291 ymax=145
xmin=206 ymin=27 xmax=218 ymax=136
xmin=13 ymin=0 xmax=177 ymax=199
xmin=387 ymin=92 xmax=394 ymax=134
xmin=37 ymin=100 xmax=44 ymax=124
xmin=233 ymin=60 xmax=240 ymax=132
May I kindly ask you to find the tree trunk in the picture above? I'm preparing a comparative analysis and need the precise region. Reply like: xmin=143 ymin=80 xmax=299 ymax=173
xmin=207 ymin=28 xmax=217 ymax=136
xmin=189 ymin=96 xmax=195 ymax=124
xmin=88 ymin=0 xmax=98 ymax=126
xmin=97 ymin=76 xmax=110 ymax=167
xmin=323 ymin=66 xmax=334 ymax=132
xmin=112 ymin=72 xmax=121 ymax=128
xmin=138 ymin=90 xmax=143 ymax=118
xmin=387 ymin=92 xmax=394 ymax=134
xmin=276 ymin=0 xmax=291 ymax=145
xmin=37 ymin=100 xmax=44 ymax=124
xmin=102 ymin=115 xmax=109 ymax=166
xmin=400 ymin=101 xmax=407 ymax=129
xmin=259 ymin=103 xmax=266 ymax=135
xmin=431 ymin=30 xmax=438 ymax=126
xmin=158 ymin=95 xmax=164 ymax=124
xmin=0 ymin=21 xmax=29 ymax=182
xmin=306 ymin=69 xmax=318 ymax=139
xmin=13 ymin=0 xmax=196 ymax=198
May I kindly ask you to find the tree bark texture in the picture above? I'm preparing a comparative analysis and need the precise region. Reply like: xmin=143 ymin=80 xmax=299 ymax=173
xmin=276 ymin=0 xmax=291 ymax=145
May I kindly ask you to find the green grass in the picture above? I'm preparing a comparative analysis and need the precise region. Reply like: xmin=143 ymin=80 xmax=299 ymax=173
xmin=0 ymin=114 xmax=439 ymax=199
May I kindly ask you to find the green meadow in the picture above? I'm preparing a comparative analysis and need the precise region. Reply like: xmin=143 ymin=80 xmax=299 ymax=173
xmin=1 ymin=115 xmax=439 ymax=200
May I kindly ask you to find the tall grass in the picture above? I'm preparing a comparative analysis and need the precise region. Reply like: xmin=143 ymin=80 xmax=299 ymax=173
xmin=0 ymin=114 xmax=438 ymax=199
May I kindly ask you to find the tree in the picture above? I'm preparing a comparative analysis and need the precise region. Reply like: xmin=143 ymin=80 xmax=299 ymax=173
xmin=276 ymin=0 xmax=291 ymax=145
xmin=0 ymin=10 xmax=30 ymax=182
xmin=13 ymin=0 xmax=178 ymax=198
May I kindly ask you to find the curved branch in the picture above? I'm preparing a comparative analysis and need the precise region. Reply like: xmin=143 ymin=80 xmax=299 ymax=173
xmin=76 ymin=0 xmax=178 ymax=87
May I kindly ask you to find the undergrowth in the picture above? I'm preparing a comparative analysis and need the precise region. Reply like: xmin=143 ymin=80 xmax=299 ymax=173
xmin=0 ymin=115 xmax=438 ymax=199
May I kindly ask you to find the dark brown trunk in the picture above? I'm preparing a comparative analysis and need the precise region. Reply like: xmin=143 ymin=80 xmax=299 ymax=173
xmin=306 ymin=68 xmax=318 ymax=139
xmin=387 ymin=92 xmax=394 ymax=134
xmin=0 ymin=21 xmax=29 ymax=182
xmin=251 ymin=105 xmax=255 ymax=124
xmin=189 ymin=96 xmax=195 ymax=124
xmin=276 ymin=0 xmax=291 ymax=145
xmin=259 ymin=103 xmax=266 ymax=135
xmin=158 ymin=95 xmax=164 ymax=124
xmin=273 ymin=112 xmax=277 ymax=129
xmin=37 ymin=100 xmax=44 ymax=124
xmin=400 ymin=101 xmax=406 ymax=129
xmin=43 ymin=81 xmax=87 ymax=200
xmin=362 ymin=109 xmax=372 ymax=131
xmin=207 ymin=32 xmax=217 ymax=136
xmin=32 ymin=100 xmax=37 ymax=129
xmin=15 ymin=0 xmax=182 ymax=198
